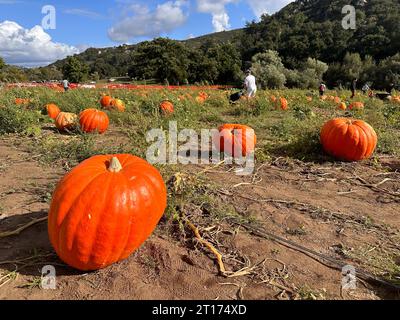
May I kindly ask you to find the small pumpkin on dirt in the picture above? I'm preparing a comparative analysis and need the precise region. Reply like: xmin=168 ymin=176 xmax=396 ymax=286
xmin=55 ymin=112 xmax=78 ymax=132
xmin=160 ymin=100 xmax=174 ymax=114
xmin=214 ymin=124 xmax=257 ymax=157
xmin=48 ymin=154 xmax=167 ymax=271
xmin=100 ymin=95 xmax=113 ymax=108
xmin=349 ymin=102 xmax=365 ymax=110
xmin=320 ymin=118 xmax=377 ymax=161
xmin=45 ymin=103 xmax=61 ymax=120
xmin=79 ymin=109 xmax=109 ymax=134
xmin=110 ymin=99 xmax=125 ymax=112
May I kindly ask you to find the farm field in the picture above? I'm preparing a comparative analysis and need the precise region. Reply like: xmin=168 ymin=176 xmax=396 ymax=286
xmin=0 ymin=86 xmax=399 ymax=300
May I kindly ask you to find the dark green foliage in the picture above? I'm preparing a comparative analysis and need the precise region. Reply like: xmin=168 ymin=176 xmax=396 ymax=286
xmin=62 ymin=57 xmax=90 ymax=83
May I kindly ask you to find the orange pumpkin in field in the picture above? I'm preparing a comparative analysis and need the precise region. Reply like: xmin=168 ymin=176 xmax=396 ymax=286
xmin=277 ymin=97 xmax=288 ymax=110
xmin=45 ymin=103 xmax=61 ymax=120
xmin=338 ymin=102 xmax=347 ymax=110
xmin=100 ymin=95 xmax=113 ymax=108
xmin=320 ymin=118 xmax=377 ymax=161
xmin=160 ymin=100 xmax=174 ymax=114
xmin=349 ymin=102 xmax=365 ymax=110
xmin=306 ymin=96 xmax=313 ymax=102
xmin=15 ymin=98 xmax=30 ymax=105
xmin=48 ymin=154 xmax=167 ymax=271
xmin=334 ymin=97 xmax=342 ymax=104
xmin=270 ymin=95 xmax=277 ymax=103
xmin=214 ymin=124 xmax=257 ymax=157
xmin=79 ymin=109 xmax=109 ymax=134
xmin=110 ymin=99 xmax=125 ymax=112
xmin=55 ymin=112 xmax=78 ymax=131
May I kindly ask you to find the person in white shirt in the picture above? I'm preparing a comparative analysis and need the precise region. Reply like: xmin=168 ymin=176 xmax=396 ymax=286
xmin=62 ymin=79 xmax=70 ymax=92
xmin=244 ymin=70 xmax=257 ymax=98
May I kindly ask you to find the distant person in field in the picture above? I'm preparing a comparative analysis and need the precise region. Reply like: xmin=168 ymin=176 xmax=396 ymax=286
xmin=362 ymin=83 xmax=370 ymax=95
xmin=319 ymin=82 xmax=326 ymax=97
xmin=244 ymin=69 xmax=257 ymax=98
xmin=62 ymin=79 xmax=70 ymax=92
xmin=351 ymin=78 xmax=358 ymax=98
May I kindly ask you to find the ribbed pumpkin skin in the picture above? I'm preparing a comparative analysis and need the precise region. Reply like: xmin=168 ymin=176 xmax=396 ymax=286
xmin=79 ymin=109 xmax=109 ymax=134
xmin=215 ymin=124 xmax=257 ymax=157
xmin=48 ymin=154 xmax=167 ymax=271
xmin=55 ymin=112 xmax=77 ymax=131
xmin=46 ymin=104 xmax=61 ymax=120
xmin=320 ymin=118 xmax=377 ymax=161
xmin=160 ymin=100 xmax=174 ymax=114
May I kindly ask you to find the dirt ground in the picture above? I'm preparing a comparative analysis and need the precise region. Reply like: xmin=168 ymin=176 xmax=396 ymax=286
xmin=0 ymin=133 xmax=399 ymax=300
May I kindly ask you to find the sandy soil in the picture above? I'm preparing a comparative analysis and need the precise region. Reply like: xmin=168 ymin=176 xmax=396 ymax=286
xmin=0 ymin=135 xmax=399 ymax=300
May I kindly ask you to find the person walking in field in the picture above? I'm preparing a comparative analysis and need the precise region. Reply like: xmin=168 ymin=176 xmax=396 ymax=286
xmin=62 ymin=79 xmax=70 ymax=92
xmin=351 ymin=78 xmax=358 ymax=98
xmin=244 ymin=69 xmax=257 ymax=98
xmin=319 ymin=82 xmax=326 ymax=97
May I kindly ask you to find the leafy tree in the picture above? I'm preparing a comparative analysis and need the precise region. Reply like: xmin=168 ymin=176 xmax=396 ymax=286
xmin=251 ymin=50 xmax=287 ymax=89
xmin=62 ymin=56 xmax=90 ymax=83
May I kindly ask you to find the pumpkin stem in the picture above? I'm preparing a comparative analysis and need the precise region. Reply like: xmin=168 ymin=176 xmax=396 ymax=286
xmin=108 ymin=157 xmax=122 ymax=173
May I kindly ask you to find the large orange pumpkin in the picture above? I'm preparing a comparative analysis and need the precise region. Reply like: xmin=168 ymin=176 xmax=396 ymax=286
xmin=214 ymin=124 xmax=257 ymax=157
xmin=48 ymin=154 xmax=167 ymax=271
xmin=110 ymin=99 xmax=125 ymax=112
xmin=320 ymin=118 xmax=377 ymax=161
xmin=160 ymin=100 xmax=174 ymax=114
xmin=45 ymin=103 xmax=61 ymax=120
xmin=79 ymin=109 xmax=109 ymax=134
xmin=100 ymin=95 xmax=113 ymax=108
xmin=55 ymin=112 xmax=78 ymax=131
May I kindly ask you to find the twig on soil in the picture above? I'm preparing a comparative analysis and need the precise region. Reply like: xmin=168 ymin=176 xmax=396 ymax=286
xmin=184 ymin=217 xmax=227 ymax=275
xmin=219 ymin=282 xmax=246 ymax=300
xmin=0 ymin=216 xmax=47 ymax=239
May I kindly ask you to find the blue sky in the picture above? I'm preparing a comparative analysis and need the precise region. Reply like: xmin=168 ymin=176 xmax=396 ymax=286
xmin=0 ymin=0 xmax=294 ymax=66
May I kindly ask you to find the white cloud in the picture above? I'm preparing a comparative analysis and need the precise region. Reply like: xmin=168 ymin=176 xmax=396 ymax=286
xmin=246 ymin=0 xmax=295 ymax=18
xmin=197 ymin=0 xmax=237 ymax=32
xmin=0 ymin=20 xmax=79 ymax=67
xmin=108 ymin=1 xmax=188 ymax=42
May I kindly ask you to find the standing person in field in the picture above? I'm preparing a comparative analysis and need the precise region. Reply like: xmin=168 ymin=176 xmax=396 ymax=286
xmin=244 ymin=69 xmax=257 ymax=98
xmin=351 ymin=78 xmax=358 ymax=98
xmin=62 ymin=79 xmax=70 ymax=92
xmin=319 ymin=82 xmax=326 ymax=97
